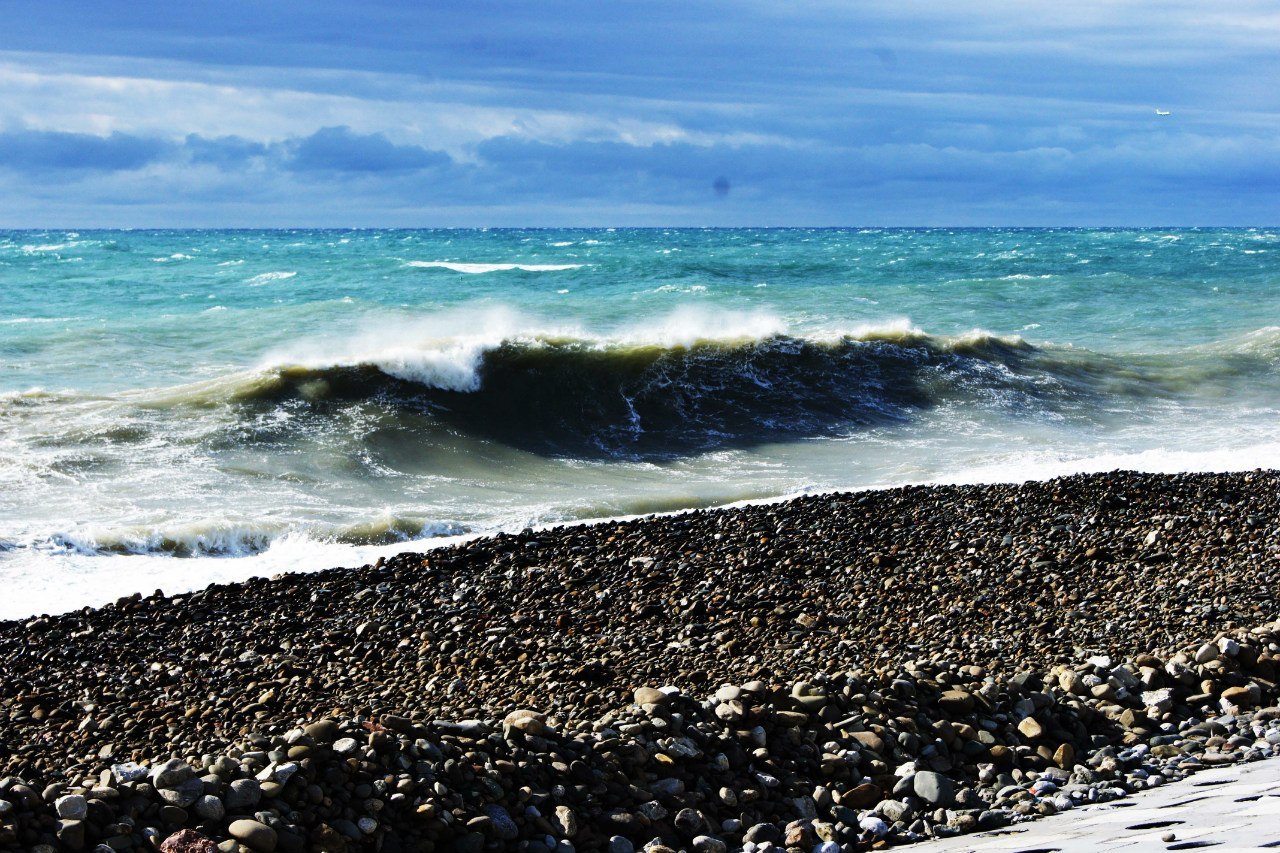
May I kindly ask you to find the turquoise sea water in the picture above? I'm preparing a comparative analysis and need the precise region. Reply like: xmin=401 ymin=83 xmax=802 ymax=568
xmin=2 ymin=227 xmax=1278 ymax=617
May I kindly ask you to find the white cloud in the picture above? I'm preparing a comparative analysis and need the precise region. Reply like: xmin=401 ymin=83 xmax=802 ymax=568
xmin=0 ymin=52 xmax=779 ymax=160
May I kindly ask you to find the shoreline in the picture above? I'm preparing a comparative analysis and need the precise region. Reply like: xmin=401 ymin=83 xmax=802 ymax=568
xmin=2 ymin=468 xmax=1279 ymax=852
xmin=8 ymin=444 xmax=1280 ymax=624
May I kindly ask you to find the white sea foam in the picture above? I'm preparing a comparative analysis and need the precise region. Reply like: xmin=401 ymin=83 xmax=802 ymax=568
xmin=246 ymin=271 xmax=297 ymax=285
xmin=405 ymin=261 xmax=585 ymax=273
xmin=0 ymin=527 xmax=479 ymax=621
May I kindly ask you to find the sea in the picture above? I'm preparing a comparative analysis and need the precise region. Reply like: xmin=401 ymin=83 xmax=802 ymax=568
xmin=2 ymin=227 xmax=1278 ymax=619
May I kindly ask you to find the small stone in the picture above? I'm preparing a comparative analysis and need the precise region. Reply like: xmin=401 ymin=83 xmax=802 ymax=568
xmin=1143 ymin=688 xmax=1175 ymax=713
xmin=674 ymin=807 xmax=705 ymax=837
xmin=841 ymin=782 xmax=881 ymax=808
xmin=160 ymin=778 xmax=205 ymax=808
xmin=608 ymin=836 xmax=635 ymax=853
xmin=1017 ymin=717 xmax=1043 ymax=740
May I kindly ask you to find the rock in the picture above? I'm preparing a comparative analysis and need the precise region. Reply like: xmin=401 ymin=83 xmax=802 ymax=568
xmin=228 ymin=819 xmax=278 ymax=852
xmin=691 ymin=836 xmax=727 ymax=853
xmin=553 ymin=805 xmax=578 ymax=838
xmin=1221 ymin=686 xmax=1255 ymax=709
xmin=111 ymin=762 xmax=148 ymax=784
xmin=913 ymin=771 xmax=955 ymax=807
xmin=608 ymin=836 xmax=635 ymax=853
xmin=939 ymin=689 xmax=974 ymax=713
xmin=1143 ymin=688 xmax=1175 ymax=713
xmin=55 ymin=794 xmax=88 ymax=820
xmin=160 ymin=829 xmax=219 ymax=853
xmin=851 ymin=730 xmax=886 ymax=754
xmin=1017 ymin=717 xmax=1043 ymax=739
xmin=151 ymin=758 xmax=196 ymax=789
xmin=194 ymin=794 xmax=226 ymax=821
xmin=503 ymin=709 xmax=550 ymax=736
xmin=633 ymin=687 xmax=669 ymax=706
xmin=483 ymin=804 xmax=518 ymax=840
xmin=159 ymin=777 xmax=205 ymax=808
xmin=674 ymin=807 xmax=706 ymax=837
xmin=225 ymin=778 xmax=263 ymax=810
xmin=303 ymin=720 xmax=340 ymax=744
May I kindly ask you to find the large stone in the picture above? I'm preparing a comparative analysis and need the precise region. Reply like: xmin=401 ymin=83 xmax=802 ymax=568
xmin=851 ymin=730 xmax=886 ymax=754
xmin=633 ymin=687 xmax=669 ymax=706
xmin=228 ymin=819 xmax=278 ymax=853
xmin=151 ymin=758 xmax=196 ymax=789
xmin=159 ymin=777 xmax=205 ymax=808
xmin=224 ymin=778 xmax=263 ymax=811
xmin=912 ymin=771 xmax=955 ymax=807
xmin=160 ymin=829 xmax=218 ymax=853
xmin=303 ymin=720 xmax=340 ymax=744
xmin=55 ymin=794 xmax=87 ymax=821
xmin=553 ymin=805 xmax=578 ymax=838
xmin=482 ymin=804 xmax=518 ymax=841
xmin=503 ymin=709 xmax=549 ymax=736
xmin=938 ymin=690 xmax=974 ymax=713
xmin=194 ymin=795 xmax=226 ymax=821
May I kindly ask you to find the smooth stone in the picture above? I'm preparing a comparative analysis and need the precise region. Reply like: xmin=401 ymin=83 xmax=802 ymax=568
xmin=634 ymin=687 xmax=669 ymax=706
xmin=225 ymin=778 xmax=262 ymax=810
xmin=228 ymin=819 xmax=278 ymax=853
xmin=913 ymin=771 xmax=955 ymax=807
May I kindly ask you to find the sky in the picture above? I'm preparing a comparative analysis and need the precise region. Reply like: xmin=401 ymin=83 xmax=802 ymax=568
xmin=1 ymin=1 xmax=1277 ymax=226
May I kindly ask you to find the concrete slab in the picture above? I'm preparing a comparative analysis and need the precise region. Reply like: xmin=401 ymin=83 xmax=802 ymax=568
xmin=924 ymin=757 xmax=1280 ymax=853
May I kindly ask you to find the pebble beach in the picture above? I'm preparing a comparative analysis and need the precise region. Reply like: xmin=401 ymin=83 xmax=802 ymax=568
xmin=2 ymin=468 xmax=1280 ymax=853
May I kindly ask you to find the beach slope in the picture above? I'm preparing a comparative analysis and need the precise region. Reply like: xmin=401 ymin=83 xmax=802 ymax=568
xmin=1 ymin=469 xmax=1279 ymax=851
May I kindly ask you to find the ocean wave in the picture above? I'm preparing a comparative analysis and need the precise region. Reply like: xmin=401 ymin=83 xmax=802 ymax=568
xmin=16 ymin=316 xmax=1280 ymax=461
xmin=190 ymin=326 xmax=1079 ymax=457
xmin=39 ymin=515 xmax=467 ymax=557
xmin=405 ymin=261 xmax=586 ymax=273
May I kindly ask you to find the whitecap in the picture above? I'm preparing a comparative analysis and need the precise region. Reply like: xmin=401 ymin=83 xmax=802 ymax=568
xmin=405 ymin=261 xmax=586 ymax=273
xmin=246 ymin=271 xmax=298 ymax=285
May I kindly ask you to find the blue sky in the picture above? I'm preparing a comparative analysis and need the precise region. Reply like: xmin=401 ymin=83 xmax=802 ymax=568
xmin=1 ymin=1 xmax=1277 ymax=226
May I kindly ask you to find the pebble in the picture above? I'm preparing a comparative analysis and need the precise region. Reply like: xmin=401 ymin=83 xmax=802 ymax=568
xmin=0 ymin=470 xmax=1277 ymax=852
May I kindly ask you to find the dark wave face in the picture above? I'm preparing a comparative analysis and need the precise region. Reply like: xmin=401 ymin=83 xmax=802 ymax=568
xmin=223 ymin=333 xmax=1111 ymax=459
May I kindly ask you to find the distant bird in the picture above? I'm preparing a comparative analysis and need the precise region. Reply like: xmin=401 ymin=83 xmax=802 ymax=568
xmin=1155 ymin=109 xmax=1171 ymax=116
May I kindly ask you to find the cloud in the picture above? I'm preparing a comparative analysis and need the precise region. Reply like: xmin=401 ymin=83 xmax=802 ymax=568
xmin=284 ymin=126 xmax=451 ymax=173
xmin=185 ymin=134 xmax=268 ymax=168
xmin=0 ymin=128 xmax=170 ymax=171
